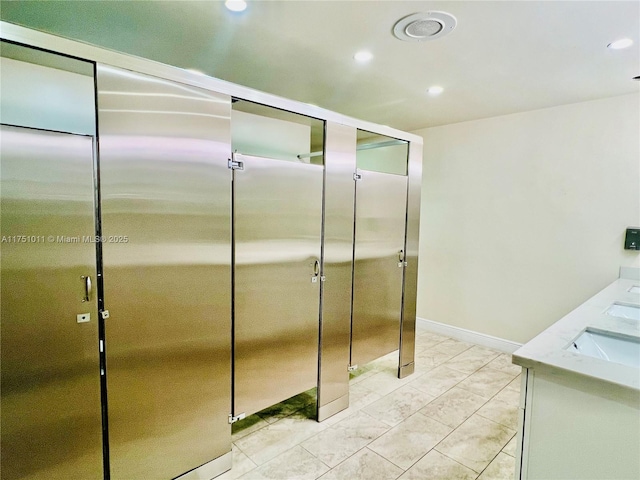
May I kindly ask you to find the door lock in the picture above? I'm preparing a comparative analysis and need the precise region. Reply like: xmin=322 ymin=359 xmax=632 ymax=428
xmin=311 ymin=259 xmax=320 ymax=283
xmin=398 ymin=250 xmax=407 ymax=268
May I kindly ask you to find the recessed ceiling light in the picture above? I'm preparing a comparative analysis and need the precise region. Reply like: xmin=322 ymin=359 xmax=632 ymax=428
xmin=354 ymin=51 xmax=373 ymax=63
xmin=607 ymin=38 xmax=633 ymax=50
xmin=427 ymin=86 xmax=444 ymax=96
xmin=225 ymin=0 xmax=247 ymax=12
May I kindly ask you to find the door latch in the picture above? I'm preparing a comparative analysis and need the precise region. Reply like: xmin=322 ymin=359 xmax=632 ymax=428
xmin=353 ymin=173 xmax=362 ymax=181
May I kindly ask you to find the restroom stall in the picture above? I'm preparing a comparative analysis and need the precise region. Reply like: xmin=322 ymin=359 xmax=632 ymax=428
xmin=350 ymin=133 xmax=409 ymax=369
xmin=0 ymin=43 xmax=104 ymax=479
xmin=1 ymin=22 xmax=423 ymax=480
xmin=231 ymin=102 xmax=324 ymax=417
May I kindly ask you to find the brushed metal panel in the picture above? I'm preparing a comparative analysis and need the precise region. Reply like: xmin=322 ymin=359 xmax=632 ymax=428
xmin=234 ymin=154 xmax=322 ymax=417
xmin=318 ymin=122 xmax=355 ymax=417
xmin=351 ymin=170 xmax=408 ymax=368
xmin=1 ymin=22 xmax=425 ymax=148
xmin=399 ymin=141 xmax=422 ymax=377
xmin=0 ymin=125 xmax=102 ymax=480
xmin=96 ymin=65 xmax=232 ymax=479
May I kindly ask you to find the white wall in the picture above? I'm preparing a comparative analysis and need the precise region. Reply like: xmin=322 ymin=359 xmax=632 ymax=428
xmin=414 ymin=94 xmax=640 ymax=344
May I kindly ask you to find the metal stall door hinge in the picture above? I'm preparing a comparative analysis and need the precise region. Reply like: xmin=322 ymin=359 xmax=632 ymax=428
xmin=348 ymin=365 xmax=358 ymax=372
xmin=228 ymin=158 xmax=244 ymax=170
xmin=353 ymin=173 xmax=362 ymax=181
xmin=229 ymin=413 xmax=246 ymax=424
xmin=100 ymin=310 xmax=110 ymax=320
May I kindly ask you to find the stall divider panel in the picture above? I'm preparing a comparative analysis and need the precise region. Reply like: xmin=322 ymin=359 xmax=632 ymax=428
xmin=351 ymin=170 xmax=408 ymax=368
xmin=96 ymin=64 xmax=232 ymax=479
xmin=233 ymin=153 xmax=323 ymax=417
xmin=317 ymin=122 xmax=356 ymax=421
xmin=398 ymin=141 xmax=423 ymax=378
xmin=0 ymin=125 xmax=103 ymax=480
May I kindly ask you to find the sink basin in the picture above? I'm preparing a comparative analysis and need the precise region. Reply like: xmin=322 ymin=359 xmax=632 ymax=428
xmin=604 ymin=302 xmax=640 ymax=321
xmin=567 ymin=329 xmax=640 ymax=368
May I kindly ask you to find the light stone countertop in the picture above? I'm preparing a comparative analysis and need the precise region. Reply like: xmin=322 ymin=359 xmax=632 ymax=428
xmin=512 ymin=267 xmax=640 ymax=391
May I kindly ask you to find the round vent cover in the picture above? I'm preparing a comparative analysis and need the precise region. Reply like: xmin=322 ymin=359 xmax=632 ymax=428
xmin=393 ymin=11 xmax=457 ymax=42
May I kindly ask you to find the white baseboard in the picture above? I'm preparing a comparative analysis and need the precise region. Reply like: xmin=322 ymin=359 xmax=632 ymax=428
xmin=416 ymin=317 xmax=522 ymax=354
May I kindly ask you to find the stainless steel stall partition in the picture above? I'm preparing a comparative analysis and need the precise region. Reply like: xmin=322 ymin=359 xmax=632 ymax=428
xmin=96 ymin=65 xmax=232 ymax=479
xmin=349 ymin=134 xmax=410 ymax=371
xmin=317 ymin=122 xmax=357 ymax=421
xmin=398 ymin=141 xmax=423 ymax=378
xmin=0 ymin=126 xmax=103 ymax=480
xmin=1 ymin=21 xmax=424 ymax=479
xmin=350 ymin=169 xmax=408 ymax=368
xmin=0 ymin=43 xmax=103 ymax=480
xmin=233 ymin=153 xmax=323 ymax=417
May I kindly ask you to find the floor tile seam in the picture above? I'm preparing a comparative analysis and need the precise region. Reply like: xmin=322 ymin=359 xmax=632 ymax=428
xmin=455 ymin=381 xmax=511 ymax=400
xmin=493 ymin=381 xmax=522 ymax=399
xmin=455 ymin=380 xmax=513 ymax=400
xmin=372 ymin=440 xmax=437 ymax=474
xmin=476 ymin=365 xmax=520 ymax=377
xmin=427 ymin=384 xmax=495 ymax=412
xmin=424 ymin=411 xmax=514 ymax=468
xmin=500 ymin=433 xmax=517 ymax=458
xmin=299 ymin=443 xmax=334 ymax=470
xmin=232 ymin=418 xmax=272 ymax=441
xmin=438 ymin=359 xmax=494 ymax=375
xmin=254 ymin=444 xmax=328 ymax=478
xmin=432 ymin=446 xmax=484 ymax=476
xmin=413 ymin=408 xmax=457 ymax=432
xmin=431 ymin=344 xmax=474 ymax=357
xmin=232 ymin=441 xmax=249 ymax=457
xmin=425 ymin=413 xmax=477 ymax=460
xmin=360 ymin=446 xmax=407 ymax=479
xmin=316 ymin=444 xmax=369 ymax=474
xmin=417 ymin=377 xmax=484 ymax=406
xmin=354 ymin=409 xmax=394 ymax=442
xmin=473 ymin=448 xmax=507 ymax=479
xmin=422 ymin=410 xmax=487 ymax=446
xmin=466 ymin=413 xmax=517 ymax=437
xmin=474 ymin=410 xmax=516 ymax=430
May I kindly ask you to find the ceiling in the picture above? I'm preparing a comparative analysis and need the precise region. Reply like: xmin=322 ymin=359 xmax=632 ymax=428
xmin=1 ymin=1 xmax=639 ymax=132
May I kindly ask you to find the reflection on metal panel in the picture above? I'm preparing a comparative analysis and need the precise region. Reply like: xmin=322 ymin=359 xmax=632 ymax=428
xmin=96 ymin=65 xmax=232 ymax=479
xmin=0 ymin=41 xmax=95 ymax=135
xmin=399 ymin=141 xmax=423 ymax=377
xmin=351 ymin=170 xmax=408 ymax=367
xmin=318 ymin=122 xmax=355 ymax=419
xmin=0 ymin=125 xmax=102 ymax=479
xmin=234 ymin=154 xmax=322 ymax=417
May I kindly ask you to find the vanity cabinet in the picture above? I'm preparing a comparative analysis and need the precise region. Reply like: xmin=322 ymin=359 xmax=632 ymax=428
xmin=515 ymin=366 xmax=640 ymax=479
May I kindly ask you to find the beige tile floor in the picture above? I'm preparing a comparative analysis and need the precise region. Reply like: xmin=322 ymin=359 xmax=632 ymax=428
xmin=222 ymin=326 xmax=522 ymax=480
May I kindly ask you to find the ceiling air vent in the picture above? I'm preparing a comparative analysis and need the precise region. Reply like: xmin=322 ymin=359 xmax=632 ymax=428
xmin=393 ymin=11 xmax=457 ymax=42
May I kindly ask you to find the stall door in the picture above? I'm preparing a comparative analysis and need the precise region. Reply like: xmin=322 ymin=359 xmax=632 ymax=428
xmin=351 ymin=169 xmax=408 ymax=368
xmin=233 ymin=154 xmax=323 ymax=417
xmin=0 ymin=125 xmax=103 ymax=479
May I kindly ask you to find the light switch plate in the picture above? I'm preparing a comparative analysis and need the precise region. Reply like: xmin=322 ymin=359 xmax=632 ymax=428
xmin=77 ymin=313 xmax=90 ymax=323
